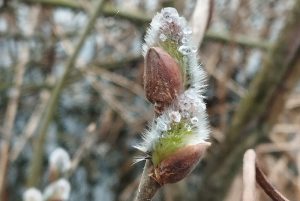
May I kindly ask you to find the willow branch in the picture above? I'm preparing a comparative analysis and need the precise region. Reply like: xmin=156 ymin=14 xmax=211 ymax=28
xmin=27 ymin=0 xmax=107 ymax=186
xmin=134 ymin=160 xmax=161 ymax=201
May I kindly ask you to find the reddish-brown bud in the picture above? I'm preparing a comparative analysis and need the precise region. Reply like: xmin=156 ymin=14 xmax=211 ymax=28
xmin=151 ymin=142 xmax=210 ymax=185
xmin=144 ymin=47 xmax=184 ymax=114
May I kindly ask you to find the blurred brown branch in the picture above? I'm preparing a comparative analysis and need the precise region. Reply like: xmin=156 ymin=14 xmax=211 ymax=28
xmin=20 ymin=0 xmax=271 ymax=51
xmin=0 ymin=47 xmax=29 ymax=200
xmin=27 ymin=0 xmax=107 ymax=187
xmin=196 ymin=0 xmax=300 ymax=200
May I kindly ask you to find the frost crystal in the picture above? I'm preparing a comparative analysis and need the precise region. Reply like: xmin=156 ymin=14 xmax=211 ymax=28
xmin=178 ymin=45 xmax=191 ymax=55
xmin=191 ymin=117 xmax=199 ymax=124
xmin=23 ymin=188 xmax=43 ymax=201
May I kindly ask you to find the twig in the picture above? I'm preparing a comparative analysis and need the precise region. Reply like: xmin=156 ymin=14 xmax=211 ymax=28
xmin=134 ymin=160 xmax=161 ymax=201
xmin=22 ymin=0 xmax=271 ymax=50
xmin=0 ymin=47 xmax=28 ymax=200
xmin=84 ymin=72 xmax=135 ymax=124
xmin=205 ymin=30 xmax=271 ymax=50
xmin=242 ymin=149 xmax=256 ymax=201
xmin=67 ymin=123 xmax=97 ymax=176
xmin=10 ymin=90 xmax=50 ymax=162
xmin=88 ymin=67 xmax=145 ymax=98
xmin=23 ymin=0 xmax=151 ymax=26
xmin=189 ymin=0 xmax=212 ymax=46
xmin=255 ymin=162 xmax=290 ymax=201
xmin=27 ymin=0 xmax=107 ymax=186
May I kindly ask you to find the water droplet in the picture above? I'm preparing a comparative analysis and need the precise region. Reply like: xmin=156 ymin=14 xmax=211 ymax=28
xmin=162 ymin=7 xmax=178 ymax=18
xmin=185 ymin=124 xmax=192 ymax=131
xmin=169 ymin=111 xmax=181 ymax=123
xmin=159 ymin=33 xmax=167 ymax=41
xmin=180 ymin=100 xmax=191 ymax=111
xmin=178 ymin=45 xmax=191 ymax=55
xmin=191 ymin=117 xmax=199 ymax=124
xmin=191 ymin=47 xmax=198 ymax=53
xmin=166 ymin=17 xmax=173 ymax=23
xmin=181 ymin=111 xmax=190 ymax=118
xmin=183 ymin=27 xmax=192 ymax=35
xmin=181 ymin=37 xmax=188 ymax=44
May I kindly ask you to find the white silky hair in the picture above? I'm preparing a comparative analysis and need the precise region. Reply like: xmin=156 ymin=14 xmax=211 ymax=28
xmin=135 ymin=7 xmax=210 ymax=159
xmin=23 ymin=188 xmax=43 ymax=201
xmin=49 ymin=147 xmax=71 ymax=173
xmin=43 ymin=178 xmax=71 ymax=200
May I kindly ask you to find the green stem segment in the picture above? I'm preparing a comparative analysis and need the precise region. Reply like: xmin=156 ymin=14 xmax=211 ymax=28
xmin=27 ymin=0 xmax=107 ymax=186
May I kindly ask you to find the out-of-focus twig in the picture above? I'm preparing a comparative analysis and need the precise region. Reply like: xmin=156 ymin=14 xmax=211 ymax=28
xmin=0 ymin=46 xmax=29 ymax=200
xmin=27 ymin=0 xmax=107 ymax=187
xmin=89 ymin=67 xmax=144 ymax=98
xmin=189 ymin=0 xmax=213 ymax=46
xmin=67 ymin=123 xmax=97 ymax=176
xmin=242 ymin=149 xmax=256 ymax=201
xmin=196 ymin=1 xmax=300 ymax=200
xmin=205 ymin=30 xmax=271 ymax=50
xmin=10 ymin=90 xmax=50 ymax=162
xmin=83 ymin=71 xmax=135 ymax=124
xmin=22 ymin=0 xmax=271 ymax=51
xmin=23 ymin=0 xmax=151 ymax=26
xmin=255 ymin=162 xmax=290 ymax=201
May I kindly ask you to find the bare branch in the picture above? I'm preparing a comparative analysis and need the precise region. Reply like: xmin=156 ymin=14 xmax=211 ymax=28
xmin=0 ymin=46 xmax=29 ymax=199
xmin=256 ymin=162 xmax=290 ymax=201
xmin=27 ymin=0 xmax=107 ymax=186
xmin=242 ymin=149 xmax=256 ymax=201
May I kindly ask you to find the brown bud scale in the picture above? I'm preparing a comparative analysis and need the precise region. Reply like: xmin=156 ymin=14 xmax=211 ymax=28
xmin=144 ymin=47 xmax=183 ymax=114
xmin=152 ymin=143 xmax=210 ymax=185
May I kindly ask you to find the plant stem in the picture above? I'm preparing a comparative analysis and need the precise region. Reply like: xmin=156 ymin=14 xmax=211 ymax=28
xmin=134 ymin=160 xmax=161 ymax=201
xmin=27 ymin=0 xmax=107 ymax=187
xmin=255 ymin=162 xmax=289 ymax=201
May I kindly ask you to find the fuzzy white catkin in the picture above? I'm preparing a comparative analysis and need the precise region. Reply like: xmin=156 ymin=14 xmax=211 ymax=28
xmin=135 ymin=7 xmax=210 ymax=156
xmin=23 ymin=188 xmax=43 ymax=201
xmin=43 ymin=178 xmax=71 ymax=200
xmin=49 ymin=147 xmax=71 ymax=173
